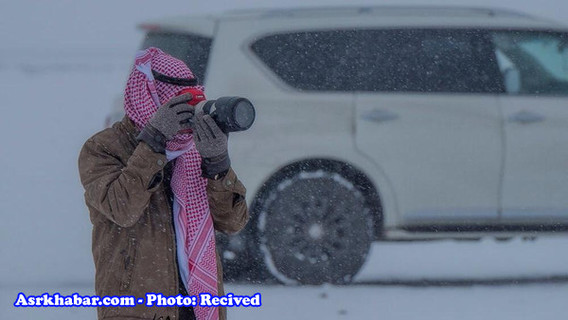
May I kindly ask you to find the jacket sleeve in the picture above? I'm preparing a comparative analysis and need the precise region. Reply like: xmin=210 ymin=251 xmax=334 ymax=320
xmin=78 ymin=138 xmax=168 ymax=228
xmin=206 ymin=168 xmax=249 ymax=235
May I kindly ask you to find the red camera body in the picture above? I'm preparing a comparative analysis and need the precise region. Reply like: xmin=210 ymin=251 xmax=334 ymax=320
xmin=178 ymin=88 xmax=206 ymax=106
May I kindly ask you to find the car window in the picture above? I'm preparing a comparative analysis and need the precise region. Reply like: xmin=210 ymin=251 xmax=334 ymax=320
xmin=141 ymin=32 xmax=212 ymax=84
xmin=492 ymin=31 xmax=568 ymax=95
xmin=251 ymin=29 xmax=504 ymax=93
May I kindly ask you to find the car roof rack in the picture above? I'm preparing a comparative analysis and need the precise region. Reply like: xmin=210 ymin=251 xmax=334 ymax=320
xmin=226 ymin=6 xmax=532 ymax=19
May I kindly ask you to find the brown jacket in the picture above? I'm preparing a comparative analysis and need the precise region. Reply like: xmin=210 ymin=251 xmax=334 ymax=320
xmin=78 ymin=116 xmax=249 ymax=320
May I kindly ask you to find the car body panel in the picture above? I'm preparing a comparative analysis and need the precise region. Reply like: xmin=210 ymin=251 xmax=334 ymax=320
xmin=355 ymin=93 xmax=503 ymax=226
xmin=106 ymin=7 xmax=568 ymax=239
xmin=499 ymin=96 xmax=568 ymax=224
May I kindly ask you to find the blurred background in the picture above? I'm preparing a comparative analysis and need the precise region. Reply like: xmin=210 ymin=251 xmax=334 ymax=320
xmin=2 ymin=0 xmax=568 ymax=319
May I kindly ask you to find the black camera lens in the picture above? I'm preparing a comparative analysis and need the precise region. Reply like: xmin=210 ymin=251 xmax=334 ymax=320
xmin=233 ymin=99 xmax=255 ymax=130
xmin=202 ymin=96 xmax=256 ymax=133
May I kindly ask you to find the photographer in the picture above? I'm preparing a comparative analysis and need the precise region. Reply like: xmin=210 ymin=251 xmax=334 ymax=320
xmin=78 ymin=47 xmax=248 ymax=320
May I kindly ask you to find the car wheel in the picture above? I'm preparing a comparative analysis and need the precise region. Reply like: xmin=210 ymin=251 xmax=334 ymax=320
xmin=217 ymin=223 xmax=273 ymax=283
xmin=216 ymin=232 xmax=252 ymax=281
xmin=257 ymin=169 xmax=373 ymax=285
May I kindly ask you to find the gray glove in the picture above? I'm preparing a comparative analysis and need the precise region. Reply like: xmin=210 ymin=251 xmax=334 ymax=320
xmin=137 ymin=93 xmax=193 ymax=153
xmin=193 ymin=103 xmax=230 ymax=178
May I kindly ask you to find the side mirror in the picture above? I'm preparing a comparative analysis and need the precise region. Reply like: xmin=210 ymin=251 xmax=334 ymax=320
xmin=503 ymin=68 xmax=521 ymax=94
xmin=495 ymin=49 xmax=521 ymax=94
xmin=562 ymin=47 xmax=568 ymax=74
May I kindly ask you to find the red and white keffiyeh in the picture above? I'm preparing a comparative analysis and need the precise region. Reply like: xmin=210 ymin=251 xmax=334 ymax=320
xmin=124 ymin=47 xmax=218 ymax=320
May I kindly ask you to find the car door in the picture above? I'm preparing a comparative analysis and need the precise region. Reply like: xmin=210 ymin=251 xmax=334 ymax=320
xmin=493 ymin=30 xmax=568 ymax=224
xmin=354 ymin=29 xmax=505 ymax=227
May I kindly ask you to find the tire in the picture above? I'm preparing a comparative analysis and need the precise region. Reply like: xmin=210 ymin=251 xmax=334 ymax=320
xmin=257 ymin=168 xmax=373 ymax=285
xmin=216 ymin=232 xmax=251 ymax=282
xmin=217 ymin=230 xmax=273 ymax=283
xmin=216 ymin=224 xmax=272 ymax=283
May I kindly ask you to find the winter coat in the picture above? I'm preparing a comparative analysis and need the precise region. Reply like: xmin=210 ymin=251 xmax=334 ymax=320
xmin=78 ymin=116 xmax=249 ymax=320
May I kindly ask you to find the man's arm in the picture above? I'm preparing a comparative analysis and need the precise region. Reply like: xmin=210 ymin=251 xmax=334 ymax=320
xmin=206 ymin=168 xmax=249 ymax=234
xmin=191 ymin=105 xmax=250 ymax=233
xmin=78 ymin=94 xmax=194 ymax=227
xmin=78 ymin=138 xmax=167 ymax=228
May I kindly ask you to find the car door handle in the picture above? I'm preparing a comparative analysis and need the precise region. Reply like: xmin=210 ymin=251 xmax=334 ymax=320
xmin=508 ymin=110 xmax=545 ymax=124
xmin=360 ymin=109 xmax=399 ymax=123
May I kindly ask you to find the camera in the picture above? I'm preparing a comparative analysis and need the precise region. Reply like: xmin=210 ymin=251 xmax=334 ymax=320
xmin=179 ymin=88 xmax=256 ymax=133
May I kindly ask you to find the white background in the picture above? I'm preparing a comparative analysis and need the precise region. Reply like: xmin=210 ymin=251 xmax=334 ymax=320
xmin=1 ymin=1 xmax=568 ymax=319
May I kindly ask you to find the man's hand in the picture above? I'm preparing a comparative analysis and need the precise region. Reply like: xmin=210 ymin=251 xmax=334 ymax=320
xmin=194 ymin=103 xmax=230 ymax=178
xmin=137 ymin=93 xmax=193 ymax=153
xmin=148 ymin=93 xmax=194 ymax=140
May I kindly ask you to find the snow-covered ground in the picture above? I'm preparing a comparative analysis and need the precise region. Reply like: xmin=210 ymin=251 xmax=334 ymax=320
xmin=3 ymin=280 xmax=568 ymax=320
xmin=3 ymin=239 xmax=568 ymax=319
xmin=2 ymin=1 xmax=568 ymax=319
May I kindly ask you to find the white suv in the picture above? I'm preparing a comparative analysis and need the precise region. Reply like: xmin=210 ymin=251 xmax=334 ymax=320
xmin=108 ymin=6 xmax=568 ymax=284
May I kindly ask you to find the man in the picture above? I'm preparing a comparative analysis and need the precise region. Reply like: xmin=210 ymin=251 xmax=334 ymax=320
xmin=78 ymin=47 xmax=248 ymax=320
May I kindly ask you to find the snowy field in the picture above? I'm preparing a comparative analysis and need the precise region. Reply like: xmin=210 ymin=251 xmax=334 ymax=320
xmin=2 ymin=1 xmax=568 ymax=319
xmin=2 ymin=239 xmax=568 ymax=319
xmin=3 ymin=279 xmax=568 ymax=320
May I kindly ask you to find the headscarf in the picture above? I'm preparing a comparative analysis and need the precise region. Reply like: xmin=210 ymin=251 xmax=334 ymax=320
xmin=124 ymin=47 xmax=218 ymax=320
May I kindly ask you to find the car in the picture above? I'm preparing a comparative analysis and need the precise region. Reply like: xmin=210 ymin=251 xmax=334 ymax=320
xmin=106 ymin=6 xmax=568 ymax=285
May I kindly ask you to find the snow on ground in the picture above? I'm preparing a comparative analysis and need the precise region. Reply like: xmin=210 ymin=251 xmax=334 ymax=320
xmin=357 ymin=237 xmax=568 ymax=281
xmin=3 ymin=281 xmax=568 ymax=320
xmin=3 ymin=1 xmax=568 ymax=318
xmin=2 ymin=238 xmax=568 ymax=319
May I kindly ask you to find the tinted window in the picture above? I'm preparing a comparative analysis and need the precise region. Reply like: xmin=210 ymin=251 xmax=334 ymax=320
xmin=251 ymin=29 xmax=504 ymax=93
xmin=141 ymin=32 xmax=212 ymax=83
xmin=492 ymin=31 xmax=568 ymax=96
